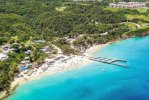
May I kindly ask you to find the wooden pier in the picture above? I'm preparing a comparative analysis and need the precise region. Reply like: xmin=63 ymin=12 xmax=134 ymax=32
xmin=88 ymin=56 xmax=128 ymax=68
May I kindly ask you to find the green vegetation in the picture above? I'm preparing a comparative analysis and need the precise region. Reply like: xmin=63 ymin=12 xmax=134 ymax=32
xmin=0 ymin=52 xmax=25 ymax=91
xmin=123 ymin=22 xmax=137 ymax=30
xmin=124 ymin=27 xmax=149 ymax=37
xmin=126 ymin=14 xmax=149 ymax=22
xmin=104 ymin=7 xmax=149 ymax=13
xmin=104 ymin=7 xmax=122 ymax=12
xmin=136 ymin=8 xmax=149 ymax=13
xmin=0 ymin=0 xmax=149 ymax=92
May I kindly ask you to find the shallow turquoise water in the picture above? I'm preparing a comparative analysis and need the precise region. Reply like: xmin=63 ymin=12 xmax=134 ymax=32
xmin=7 ymin=36 xmax=149 ymax=100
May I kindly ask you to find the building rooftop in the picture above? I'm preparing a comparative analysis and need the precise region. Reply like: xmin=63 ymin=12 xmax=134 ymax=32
xmin=34 ymin=40 xmax=45 ymax=43
xmin=0 ymin=53 xmax=8 ymax=61
xmin=109 ymin=2 xmax=146 ymax=8
xmin=24 ymin=50 xmax=32 ymax=54
xmin=40 ymin=46 xmax=51 ymax=54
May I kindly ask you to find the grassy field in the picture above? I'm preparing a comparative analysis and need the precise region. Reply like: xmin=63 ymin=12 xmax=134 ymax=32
xmin=103 ymin=7 xmax=121 ymax=12
xmin=104 ymin=7 xmax=149 ymax=13
xmin=138 ymin=22 xmax=149 ymax=28
xmin=124 ymin=22 xmax=137 ymax=30
xmin=126 ymin=14 xmax=149 ymax=22
xmin=136 ymin=7 xmax=149 ymax=13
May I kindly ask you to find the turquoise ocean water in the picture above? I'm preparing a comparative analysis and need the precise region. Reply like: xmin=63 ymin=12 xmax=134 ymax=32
xmin=7 ymin=36 xmax=149 ymax=100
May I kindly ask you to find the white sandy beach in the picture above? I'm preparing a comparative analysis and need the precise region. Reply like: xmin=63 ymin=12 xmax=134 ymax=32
xmin=14 ymin=44 xmax=108 ymax=84
xmin=0 ymin=43 xmax=108 ymax=99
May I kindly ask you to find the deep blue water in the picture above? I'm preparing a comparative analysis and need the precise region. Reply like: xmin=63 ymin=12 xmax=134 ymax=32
xmin=7 ymin=36 xmax=149 ymax=100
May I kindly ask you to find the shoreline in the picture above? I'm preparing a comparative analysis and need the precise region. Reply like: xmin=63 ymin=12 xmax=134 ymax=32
xmin=12 ymin=35 xmax=146 ymax=86
xmin=0 ymin=43 xmax=109 ymax=100
xmin=3 ymin=34 xmax=149 ymax=99
xmin=13 ymin=43 xmax=109 ymax=84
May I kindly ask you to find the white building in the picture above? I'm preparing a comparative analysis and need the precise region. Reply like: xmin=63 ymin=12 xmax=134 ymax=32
xmin=34 ymin=40 xmax=45 ymax=44
xmin=0 ymin=53 xmax=8 ymax=61
xmin=100 ymin=32 xmax=109 ymax=36
xmin=40 ymin=46 xmax=51 ymax=54
xmin=24 ymin=50 xmax=32 ymax=54
xmin=109 ymin=2 xmax=146 ymax=8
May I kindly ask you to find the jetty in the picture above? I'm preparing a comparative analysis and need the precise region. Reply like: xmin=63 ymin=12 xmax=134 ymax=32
xmin=88 ymin=56 xmax=128 ymax=68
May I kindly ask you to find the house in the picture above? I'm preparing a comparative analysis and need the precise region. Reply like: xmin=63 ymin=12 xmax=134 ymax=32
xmin=1 ymin=44 xmax=17 ymax=54
xmin=21 ymin=60 xmax=31 ymax=65
xmin=0 ymin=53 xmax=8 ymax=61
xmin=100 ymin=32 xmax=109 ymax=36
xmin=34 ymin=40 xmax=45 ymax=44
xmin=1 ymin=45 xmax=12 ymax=54
xmin=40 ymin=46 xmax=51 ymax=54
xmin=24 ymin=57 xmax=30 ymax=60
xmin=44 ymin=58 xmax=55 ymax=64
xmin=1 ymin=45 xmax=10 ymax=51
xmin=24 ymin=50 xmax=32 ymax=55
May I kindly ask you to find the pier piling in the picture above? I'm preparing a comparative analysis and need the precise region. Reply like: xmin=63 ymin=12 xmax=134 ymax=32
xmin=89 ymin=56 xmax=128 ymax=68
